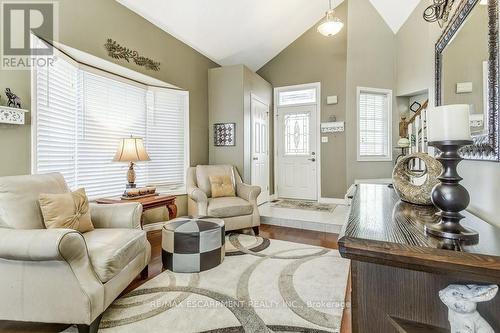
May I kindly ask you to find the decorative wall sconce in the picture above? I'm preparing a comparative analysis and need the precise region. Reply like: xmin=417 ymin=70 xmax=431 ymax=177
xmin=423 ymin=0 xmax=456 ymax=27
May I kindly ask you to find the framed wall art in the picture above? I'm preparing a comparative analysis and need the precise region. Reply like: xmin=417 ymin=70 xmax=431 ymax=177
xmin=214 ymin=123 xmax=235 ymax=146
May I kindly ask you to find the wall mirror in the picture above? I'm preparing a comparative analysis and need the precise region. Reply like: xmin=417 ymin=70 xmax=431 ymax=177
xmin=436 ymin=0 xmax=499 ymax=161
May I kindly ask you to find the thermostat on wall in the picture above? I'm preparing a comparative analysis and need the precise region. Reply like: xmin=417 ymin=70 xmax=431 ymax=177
xmin=321 ymin=121 xmax=345 ymax=133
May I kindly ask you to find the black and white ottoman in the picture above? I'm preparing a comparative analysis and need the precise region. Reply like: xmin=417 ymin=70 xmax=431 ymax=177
xmin=162 ymin=217 xmax=225 ymax=273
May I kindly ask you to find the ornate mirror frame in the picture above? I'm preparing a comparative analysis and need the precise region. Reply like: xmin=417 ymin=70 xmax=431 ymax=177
xmin=435 ymin=0 xmax=499 ymax=161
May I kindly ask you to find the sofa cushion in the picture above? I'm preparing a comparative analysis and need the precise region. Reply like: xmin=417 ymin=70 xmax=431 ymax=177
xmin=84 ymin=229 xmax=147 ymax=283
xmin=39 ymin=188 xmax=94 ymax=233
xmin=0 ymin=173 xmax=69 ymax=229
xmin=209 ymin=175 xmax=236 ymax=198
xmin=196 ymin=165 xmax=235 ymax=197
xmin=207 ymin=197 xmax=253 ymax=218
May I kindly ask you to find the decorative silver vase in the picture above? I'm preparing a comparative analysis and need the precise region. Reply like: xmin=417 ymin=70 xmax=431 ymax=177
xmin=392 ymin=152 xmax=443 ymax=206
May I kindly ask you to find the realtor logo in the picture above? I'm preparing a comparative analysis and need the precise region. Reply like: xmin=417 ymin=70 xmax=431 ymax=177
xmin=1 ymin=1 xmax=58 ymax=70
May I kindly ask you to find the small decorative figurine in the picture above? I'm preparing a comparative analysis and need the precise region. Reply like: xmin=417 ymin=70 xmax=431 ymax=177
xmin=5 ymin=88 xmax=21 ymax=108
xmin=439 ymin=284 xmax=498 ymax=333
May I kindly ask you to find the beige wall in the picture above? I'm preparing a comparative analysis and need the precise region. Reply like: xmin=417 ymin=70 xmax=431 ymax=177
xmin=345 ymin=0 xmax=398 ymax=186
xmin=209 ymin=66 xmax=245 ymax=174
xmin=396 ymin=0 xmax=433 ymax=96
xmin=396 ymin=0 xmax=500 ymax=228
xmin=0 ymin=70 xmax=31 ymax=176
xmin=258 ymin=2 xmax=348 ymax=198
xmin=0 ymin=0 xmax=220 ymax=217
xmin=258 ymin=0 xmax=400 ymax=197
xmin=442 ymin=5 xmax=488 ymax=122
xmin=208 ymin=65 xmax=272 ymax=184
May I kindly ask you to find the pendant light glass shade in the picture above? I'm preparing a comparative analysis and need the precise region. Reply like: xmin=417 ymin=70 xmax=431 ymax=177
xmin=317 ymin=1 xmax=344 ymax=37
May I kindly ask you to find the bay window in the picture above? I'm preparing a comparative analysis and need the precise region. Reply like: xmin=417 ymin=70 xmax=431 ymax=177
xmin=32 ymin=49 xmax=189 ymax=198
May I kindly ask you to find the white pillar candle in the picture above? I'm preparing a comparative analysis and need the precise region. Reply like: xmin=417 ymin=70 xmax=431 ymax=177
xmin=427 ymin=105 xmax=471 ymax=141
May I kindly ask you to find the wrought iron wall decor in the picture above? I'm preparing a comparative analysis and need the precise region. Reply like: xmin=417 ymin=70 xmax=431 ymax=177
xmin=423 ymin=0 xmax=456 ymax=27
xmin=214 ymin=123 xmax=236 ymax=146
xmin=104 ymin=39 xmax=160 ymax=71
xmin=435 ymin=0 xmax=499 ymax=161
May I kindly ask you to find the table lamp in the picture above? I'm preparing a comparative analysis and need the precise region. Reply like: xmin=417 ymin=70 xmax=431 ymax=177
xmin=426 ymin=105 xmax=478 ymax=242
xmin=113 ymin=137 xmax=150 ymax=189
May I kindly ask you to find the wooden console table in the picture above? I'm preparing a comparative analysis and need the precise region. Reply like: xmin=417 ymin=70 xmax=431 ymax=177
xmin=96 ymin=194 xmax=177 ymax=228
xmin=338 ymin=184 xmax=500 ymax=333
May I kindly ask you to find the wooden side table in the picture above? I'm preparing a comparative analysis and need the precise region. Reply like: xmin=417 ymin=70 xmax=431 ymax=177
xmin=96 ymin=195 xmax=177 ymax=228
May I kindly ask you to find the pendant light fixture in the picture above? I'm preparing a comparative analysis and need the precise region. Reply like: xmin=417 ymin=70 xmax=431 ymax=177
xmin=317 ymin=0 xmax=344 ymax=37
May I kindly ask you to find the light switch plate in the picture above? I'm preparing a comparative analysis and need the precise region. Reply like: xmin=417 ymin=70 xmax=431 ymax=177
xmin=321 ymin=136 xmax=329 ymax=143
xmin=327 ymin=96 xmax=338 ymax=105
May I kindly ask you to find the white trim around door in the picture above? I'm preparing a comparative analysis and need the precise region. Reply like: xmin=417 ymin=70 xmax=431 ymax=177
xmin=250 ymin=93 xmax=270 ymax=205
xmin=273 ymin=82 xmax=321 ymax=201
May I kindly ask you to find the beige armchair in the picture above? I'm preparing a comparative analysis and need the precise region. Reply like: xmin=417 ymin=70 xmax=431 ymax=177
xmin=187 ymin=165 xmax=261 ymax=233
xmin=0 ymin=173 xmax=151 ymax=333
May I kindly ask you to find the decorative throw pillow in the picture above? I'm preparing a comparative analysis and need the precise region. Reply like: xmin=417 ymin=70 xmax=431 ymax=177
xmin=209 ymin=175 xmax=235 ymax=198
xmin=39 ymin=188 xmax=94 ymax=233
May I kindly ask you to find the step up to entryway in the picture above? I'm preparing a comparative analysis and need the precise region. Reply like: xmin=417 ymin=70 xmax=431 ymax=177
xmin=258 ymin=201 xmax=349 ymax=234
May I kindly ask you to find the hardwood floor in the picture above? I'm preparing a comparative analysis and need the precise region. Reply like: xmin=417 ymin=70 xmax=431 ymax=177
xmin=0 ymin=225 xmax=351 ymax=333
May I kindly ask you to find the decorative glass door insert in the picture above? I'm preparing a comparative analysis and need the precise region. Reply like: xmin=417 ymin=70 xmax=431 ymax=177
xmin=284 ymin=112 xmax=310 ymax=155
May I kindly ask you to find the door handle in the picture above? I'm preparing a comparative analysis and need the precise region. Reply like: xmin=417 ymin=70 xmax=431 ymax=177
xmin=308 ymin=158 xmax=316 ymax=162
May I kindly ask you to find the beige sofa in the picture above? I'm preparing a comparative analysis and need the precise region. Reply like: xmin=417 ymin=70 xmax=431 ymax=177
xmin=0 ymin=173 xmax=151 ymax=333
xmin=187 ymin=165 xmax=261 ymax=233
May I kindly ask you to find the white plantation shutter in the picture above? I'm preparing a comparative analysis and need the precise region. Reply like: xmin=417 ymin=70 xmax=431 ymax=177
xmin=358 ymin=88 xmax=392 ymax=161
xmin=146 ymin=88 xmax=189 ymax=192
xmin=34 ymin=55 xmax=79 ymax=189
xmin=77 ymin=71 xmax=148 ymax=198
xmin=34 ymin=45 xmax=189 ymax=198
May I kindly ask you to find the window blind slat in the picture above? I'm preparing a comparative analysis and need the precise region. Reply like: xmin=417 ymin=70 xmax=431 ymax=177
xmin=146 ymin=90 xmax=188 ymax=191
xmin=76 ymin=71 xmax=148 ymax=197
xmin=35 ymin=56 xmax=78 ymax=189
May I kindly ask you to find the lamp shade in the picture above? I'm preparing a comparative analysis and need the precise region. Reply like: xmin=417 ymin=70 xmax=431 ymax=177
xmin=113 ymin=137 xmax=150 ymax=162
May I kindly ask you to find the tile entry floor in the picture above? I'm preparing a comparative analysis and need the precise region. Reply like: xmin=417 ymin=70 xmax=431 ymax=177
xmin=258 ymin=200 xmax=350 ymax=234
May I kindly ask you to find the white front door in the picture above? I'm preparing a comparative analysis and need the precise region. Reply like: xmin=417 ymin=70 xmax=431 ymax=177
xmin=251 ymin=95 xmax=269 ymax=204
xmin=277 ymin=104 xmax=318 ymax=200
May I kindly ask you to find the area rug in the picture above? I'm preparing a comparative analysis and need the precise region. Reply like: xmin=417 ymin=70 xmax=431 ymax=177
xmin=65 ymin=234 xmax=349 ymax=333
xmin=270 ymin=200 xmax=337 ymax=213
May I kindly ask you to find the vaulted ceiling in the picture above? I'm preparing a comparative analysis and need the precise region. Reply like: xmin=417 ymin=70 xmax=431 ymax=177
xmin=117 ymin=0 xmax=422 ymax=71
xmin=368 ymin=0 xmax=421 ymax=33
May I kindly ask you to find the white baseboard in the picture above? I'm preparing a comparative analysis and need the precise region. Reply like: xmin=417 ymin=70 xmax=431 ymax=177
xmin=318 ymin=197 xmax=347 ymax=205
xmin=269 ymin=194 xmax=278 ymax=201
xmin=143 ymin=221 xmax=167 ymax=232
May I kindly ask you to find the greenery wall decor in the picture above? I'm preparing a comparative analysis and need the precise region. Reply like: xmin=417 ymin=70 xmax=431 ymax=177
xmin=104 ymin=38 xmax=160 ymax=71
